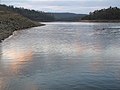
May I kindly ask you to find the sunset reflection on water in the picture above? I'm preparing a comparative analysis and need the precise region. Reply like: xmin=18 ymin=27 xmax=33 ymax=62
xmin=2 ymin=49 xmax=33 ymax=73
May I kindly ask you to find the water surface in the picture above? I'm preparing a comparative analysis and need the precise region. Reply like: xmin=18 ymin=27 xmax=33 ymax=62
xmin=0 ymin=22 xmax=120 ymax=90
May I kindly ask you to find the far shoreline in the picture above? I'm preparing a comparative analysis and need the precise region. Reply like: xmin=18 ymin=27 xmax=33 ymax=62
xmin=79 ymin=20 xmax=120 ymax=23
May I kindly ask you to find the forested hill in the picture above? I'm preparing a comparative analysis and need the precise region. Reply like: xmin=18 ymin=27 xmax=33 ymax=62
xmin=0 ymin=4 xmax=87 ymax=22
xmin=0 ymin=4 xmax=55 ymax=22
xmin=52 ymin=13 xmax=86 ymax=21
xmin=82 ymin=7 xmax=120 ymax=20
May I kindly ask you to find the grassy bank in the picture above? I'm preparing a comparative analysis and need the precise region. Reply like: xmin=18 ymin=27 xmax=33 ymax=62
xmin=0 ymin=11 xmax=44 ymax=42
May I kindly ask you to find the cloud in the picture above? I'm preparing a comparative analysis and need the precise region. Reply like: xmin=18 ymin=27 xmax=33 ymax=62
xmin=2 ymin=0 xmax=120 ymax=14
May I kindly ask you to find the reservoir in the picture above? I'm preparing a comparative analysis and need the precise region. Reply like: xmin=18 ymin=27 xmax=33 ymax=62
xmin=0 ymin=22 xmax=120 ymax=90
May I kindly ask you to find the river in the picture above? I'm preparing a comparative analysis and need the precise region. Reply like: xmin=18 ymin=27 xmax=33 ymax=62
xmin=0 ymin=22 xmax=120 ymax=90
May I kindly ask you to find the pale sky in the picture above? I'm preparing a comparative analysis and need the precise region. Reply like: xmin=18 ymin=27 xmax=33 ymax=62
xmin=1 ymin=0 xmax=120 ymax=14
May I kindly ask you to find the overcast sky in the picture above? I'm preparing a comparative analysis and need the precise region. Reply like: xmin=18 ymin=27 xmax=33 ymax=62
xmin=1 ymin=0 xmax=120 ymax=14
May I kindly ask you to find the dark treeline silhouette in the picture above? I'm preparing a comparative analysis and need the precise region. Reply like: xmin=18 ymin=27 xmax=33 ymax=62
xmin=52 ymin=13 xmax=86 ymax=21
xmin=82 ymin=7 xmax=120 ymax=20
xmin=0 ymin=4 xmax=55 ymax=22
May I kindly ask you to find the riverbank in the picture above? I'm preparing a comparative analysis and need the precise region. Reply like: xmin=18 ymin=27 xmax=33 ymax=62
xmin=80 ymin=20 xmax=120 ymax=23
xmin=0 ymin=11 xmax=44 ymax=42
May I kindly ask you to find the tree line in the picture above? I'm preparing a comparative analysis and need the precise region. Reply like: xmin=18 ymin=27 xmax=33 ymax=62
xmin=0 ymin=4 xmax=55 ymax=22
xmin=82 ymin=7 xmax=120 ymax=20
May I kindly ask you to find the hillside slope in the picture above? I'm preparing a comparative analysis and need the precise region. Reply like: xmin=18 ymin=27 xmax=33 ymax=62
xmin=0 ymin=11 xmax=42 ymax=41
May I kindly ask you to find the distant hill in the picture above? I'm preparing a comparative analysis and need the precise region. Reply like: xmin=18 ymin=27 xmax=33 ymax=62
xmin=0 ymin=4 xmax=87 ymax=22
xmin=52 ymin=13 xmax=87 ymax=21
xmin=82 ymin=7 xmax=120 ymax=20
xmin=0 ymin=4 xmax=55 ymax=22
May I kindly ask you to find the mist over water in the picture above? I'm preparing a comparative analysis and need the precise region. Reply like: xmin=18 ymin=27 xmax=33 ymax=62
xmin=0 ymin=22 xmax=120 ymax=90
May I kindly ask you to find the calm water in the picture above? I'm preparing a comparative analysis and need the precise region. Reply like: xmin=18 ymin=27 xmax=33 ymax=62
xmin=0 ymin=22 xmax=120 ymax=90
